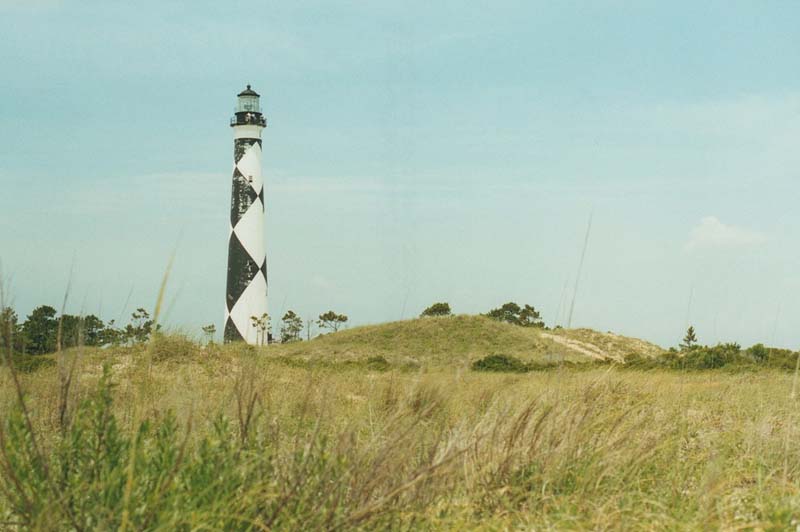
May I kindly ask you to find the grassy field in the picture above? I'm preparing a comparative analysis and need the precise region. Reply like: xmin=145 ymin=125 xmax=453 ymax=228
xmin=272 ymin=315 xmax=664 ymax=365
xmin=2 ymin=317 xmax=800 ymax=530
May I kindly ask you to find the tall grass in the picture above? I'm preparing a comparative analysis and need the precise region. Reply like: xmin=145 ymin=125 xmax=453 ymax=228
xmin=3 ymin=336 xmax=800 ymax=529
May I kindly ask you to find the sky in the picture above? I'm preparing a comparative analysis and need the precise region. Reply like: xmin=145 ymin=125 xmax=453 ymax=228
xmin=1 ymin=0 xmax=799 ymax=347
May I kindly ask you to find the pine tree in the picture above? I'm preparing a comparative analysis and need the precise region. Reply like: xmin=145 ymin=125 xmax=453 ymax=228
xmin=420 ymin=302 xmax=452 ymax=317
xmin=681 ymin=326 xmax=698 ymax=351
xmin=317 ymin=311 xmax=348 ymax=333
xmin=280 ymin=311 xmax=303 ymax=343
xmin=22 ymin=305 xmax=58 ymax=354
xmin=201 ymin=324 xmax=216 ymax=344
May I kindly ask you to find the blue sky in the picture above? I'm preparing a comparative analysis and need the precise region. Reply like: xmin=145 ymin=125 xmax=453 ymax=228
xmin=1 ymin=0 xmax=799 ymax=347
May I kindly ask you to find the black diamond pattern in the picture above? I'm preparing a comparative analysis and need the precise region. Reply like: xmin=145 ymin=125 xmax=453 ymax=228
xmin=230 ymin=167 xmax=259 ymax=226
xmin=226 ymin=233 xmax=261 ymax=312
xmin=234 ymin=138 xmax=262 ymax=162
xmin=227 ymin=136 xmax=266 ymax=344
xmin=224 ymin=316 xmax=243 ymax=343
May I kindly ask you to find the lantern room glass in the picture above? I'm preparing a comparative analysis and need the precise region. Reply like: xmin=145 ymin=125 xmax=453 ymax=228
xmin=237 ymin=95 xmax=260 ymax=113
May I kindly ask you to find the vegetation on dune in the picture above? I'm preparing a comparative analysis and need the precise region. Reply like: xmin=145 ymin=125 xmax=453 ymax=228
xmin=548 ymin=327 xmax=666 ymax=360
xmin=270 ymin=315 xmax=663 ymax=367
xmin=317 ymin=311 xmax=348 ymax=333
xmin=4 ymin=338 xmax=800 ymax=529
xmin=420 ymin=302 xmax=452 ymax=317
xmin=484 ymin=301 xmax=545 ymax=328
xmin=471 ymin=353 xmax=533 ymax=373
xmin=682 ymin=325 xmax=699 ymax=350
xmin=625 ymin=341 xmax=800 ymax=372
xmin=249 ymin=312 xmax=271 ymax=346
xmin=279 ymin=310 xmax=303 ymax=343
xmin=1 ymin=305 xmax=157 ymax=356
xmin=5 ymin=299 xmax=800 ymax=528
xmin=1 ymin=363 xmax=458 ymax=530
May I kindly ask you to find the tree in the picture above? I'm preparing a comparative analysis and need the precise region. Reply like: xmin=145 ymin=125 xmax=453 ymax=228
xmin=22 ymin=305 xmax=58 ymax=354
xmin=486 ymin=302 xmax=522 ymax=324
xmin=249 ymin=313 xmax=270 ymax=346
xmin=59 ymin=314 xmax=82 ymax=349
xmin=58 ymin=314 xmax=105 ymax=349
xmin=517 ymin=304 xmax=544 ymax=328
xmin=681 ymin=326 xmax=698 ymax=351
xmin=123 ymin=308 xmax=155 ymax=345
xmin=0 ymin=306 xmax=23 ymax=353
xmin=82 ymin=315 xmax=106 ymax=346
xmin=317 ymin=311 xmax=348 ymax=333
xmin=99 ymin=319 xmax=123 ymax=346
xmin=201 ymin=324 xmax=216 ymax=345
xmin=280 ymin=311 xmax=303 ymax=343
xmin=485 ymin=302 xmax=544 ymax=328
xmin=420 ymin=302 xmax=452 ymax=318
xmin=747 ymin=343 xmax=769 ymax=363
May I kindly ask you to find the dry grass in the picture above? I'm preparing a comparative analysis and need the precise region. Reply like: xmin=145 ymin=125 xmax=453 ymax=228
xmin=549 ymin=327 xmax=666 ymax=360
xmin=270 ymin=315 xmax=662 ymax=366
xmin=3 ymin=332 xmax=800 ymax=529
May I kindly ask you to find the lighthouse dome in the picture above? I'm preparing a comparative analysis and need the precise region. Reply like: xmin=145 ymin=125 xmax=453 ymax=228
xmin=237 ymin=84 xmax=260 ymax=97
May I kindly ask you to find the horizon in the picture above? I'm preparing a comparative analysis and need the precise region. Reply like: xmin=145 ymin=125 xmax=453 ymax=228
xmin=2 ymin=1 xmax=799 ymax=348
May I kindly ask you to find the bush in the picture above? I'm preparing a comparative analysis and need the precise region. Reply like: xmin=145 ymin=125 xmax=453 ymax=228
xmin=365 ymin=355 xmax=391 ymax=371
xmin=688 ymin=349 xmax=726 ymax=369
xmin=471 ymin=354 xmax=531 ymax=373
xmin=0 ymin=365 xmax=456 ymax=530
xmin=420 ymin=303 xmax=452 ymax=318
xmin=622 ymin=353 xmax=654 ymax=369
xmin=681 ymin=344 xmax=740 ymax=369
xmin=759 ymin=346 xmax=799 ymax=370
xmin=747 ymin=343 xmax=769 ymax=363
xmin=0 ymin=352 xmax=55 ymax=373
xmin=621 ymin=342 xmax=800 ymax=372
xmin=484 ymin=302 xmax=544 ymax=328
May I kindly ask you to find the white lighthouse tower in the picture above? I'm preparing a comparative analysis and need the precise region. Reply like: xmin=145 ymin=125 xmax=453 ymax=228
xmin=224 ymin=85 xmax=268 ymax=344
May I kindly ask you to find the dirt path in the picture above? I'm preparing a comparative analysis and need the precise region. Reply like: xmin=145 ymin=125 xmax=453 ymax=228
xmin=540 ymin=332 xmax=618 ymax=361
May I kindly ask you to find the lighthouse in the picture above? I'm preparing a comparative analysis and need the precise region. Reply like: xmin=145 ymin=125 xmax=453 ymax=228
xmin=224 ymin=85 xmax=268 ymax=344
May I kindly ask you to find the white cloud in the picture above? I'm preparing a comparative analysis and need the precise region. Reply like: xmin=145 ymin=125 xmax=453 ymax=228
xmin=685 ymin=216 xmax=766 ymax=252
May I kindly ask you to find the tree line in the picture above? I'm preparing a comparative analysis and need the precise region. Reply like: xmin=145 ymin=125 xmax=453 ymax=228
xmin=231 ymin=301 xmax=546 ymax=345
xmin=1 ymin=305 xmax=157 ymax=355
xmin=2 ymin=299 xmax=548 ymax=354
xmin=420 ymin=301 xmax=546 ymax=328
xmin=255 ymin=310 xmax=349 ymax=345
xmin=0 ymin=304 xmax=352 ymax=353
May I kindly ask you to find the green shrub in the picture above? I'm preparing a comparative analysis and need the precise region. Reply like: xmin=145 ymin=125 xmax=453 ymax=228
xmin=471 ymin=354 xmax=530 ymax=373
xmin=761 ymin=347 xmax=799 ymax=370
xmin=0 ymin=352 xmax=55 ymax=373
xmin=621 ymin=342 xmax=800 ymax=373
xmin=0 ymin=365 xmax=453 ymax=530
xmin=420 ymin=302 xmax=452 ymax=317
xmin=365 ymin=355 xmax=390 ymax=371
xmin=484 ymin=302 xmax=544 ymax=328
xmin=681 ymin=344 xmax=737 ymax=369
xmin=622 ymin=353 xmax=649 ymax=368
xmin=747 ymin=343 xmax=769 ymax=363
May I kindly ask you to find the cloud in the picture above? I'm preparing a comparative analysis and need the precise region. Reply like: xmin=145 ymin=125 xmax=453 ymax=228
xmin=685 ymin=216 xmax=766 ymax=252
